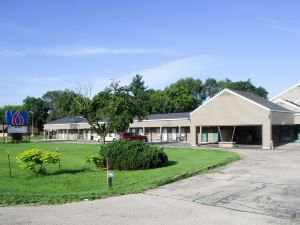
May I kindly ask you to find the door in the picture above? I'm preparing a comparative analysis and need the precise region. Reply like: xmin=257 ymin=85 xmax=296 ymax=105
xmin=162 ymin=128 xmax=168 ymax=141
xmin=213 ymin=127 xmax=219 ymax=143
xmin=202 ymin=128 xmax=207 ymax=142
xmin=171 ymin=128 xmax=177 ymax=141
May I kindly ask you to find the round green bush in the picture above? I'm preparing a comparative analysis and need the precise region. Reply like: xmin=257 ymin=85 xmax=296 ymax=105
xmin=100 ymin=140 xmax=168 ymax=170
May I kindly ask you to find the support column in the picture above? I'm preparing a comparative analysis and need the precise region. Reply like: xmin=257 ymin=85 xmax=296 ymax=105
xmin=48 ymin=130 xmax=50 ymax=139
xmin=67 ymin=129 xmax=69 ymax=140
xmin=262 ymin=122 xmax=272 ymax=149
xmin=179 ymin=126 xmax=181 ymax=142
xmin=199 ymin=126 xmax=202 ymax=144
xmin=191 ymin=126 xmax=197 ymax=146
xmin=56 ymin=129 xmax=58 ymax=139
xmin=142 ymin=127 xmax=145 ymax=135
xmin=44 ymin=130 xmax=46 ymax=140
xmin=160 ymin=127 xmax=162 ymax=142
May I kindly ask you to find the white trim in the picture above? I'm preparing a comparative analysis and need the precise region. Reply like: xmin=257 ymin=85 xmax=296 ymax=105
xmin=133 ymin=118 xmax=189 ymax=122
xmin=295 ymin=113 xmax=300 ymax=116
xmin=273 ymin=99 xmax=300 ymax=111
xmin=190 ymin=89 xmax=270 ymax=115
xmin=270 ymin=83 xmax=300 ymax=101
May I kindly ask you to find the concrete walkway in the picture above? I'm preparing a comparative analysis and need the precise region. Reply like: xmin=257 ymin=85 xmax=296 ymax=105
xmin=1 ymin=147 xmax=300 ymax=225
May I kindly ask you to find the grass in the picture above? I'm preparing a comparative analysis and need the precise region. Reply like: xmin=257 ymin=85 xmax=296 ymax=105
xmin=0 ymin=142 xmax=240 ymax=205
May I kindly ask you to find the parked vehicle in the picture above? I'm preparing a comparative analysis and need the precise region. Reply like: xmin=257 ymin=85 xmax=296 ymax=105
xmin=94 ymin=133 xmax=119 ymax=142
xmin=120 ymin=132 xmax=148 ymax=142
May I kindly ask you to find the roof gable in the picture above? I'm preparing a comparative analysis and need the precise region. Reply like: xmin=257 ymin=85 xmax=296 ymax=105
xmin=270 ymin=83 xmax=300 ymax=102
xmin=191 ymin=89 xmax=290 ymax=115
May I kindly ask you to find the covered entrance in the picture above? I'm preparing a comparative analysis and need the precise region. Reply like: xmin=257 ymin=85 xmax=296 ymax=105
xmin=196 ymin=125 xmax=262 ymax=146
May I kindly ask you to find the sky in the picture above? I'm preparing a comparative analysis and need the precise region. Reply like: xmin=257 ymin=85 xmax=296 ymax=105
xmin=0 ymin=0 xmax=299 ymax=106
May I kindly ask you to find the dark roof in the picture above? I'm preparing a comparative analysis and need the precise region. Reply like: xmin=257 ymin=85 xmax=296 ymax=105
xmin=230 ymin=89 xmax=291 ymax=112
xmin=135 ymin=112 xmax=190 ymax=121
xmin=46 ymin=116 xmax=88 ymax=125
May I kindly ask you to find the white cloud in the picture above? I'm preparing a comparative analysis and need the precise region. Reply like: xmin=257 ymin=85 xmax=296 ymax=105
xmin=0 ymin=46 xmax=176 ymax=57
xmin=134 ymin=55 xmax=222 ymax=89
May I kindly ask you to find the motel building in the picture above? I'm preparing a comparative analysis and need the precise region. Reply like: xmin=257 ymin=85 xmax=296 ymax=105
xmin=44 ymin=83 xmax=300 ymax=149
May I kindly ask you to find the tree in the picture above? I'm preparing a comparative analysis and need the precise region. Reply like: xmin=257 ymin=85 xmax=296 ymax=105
xmin=205 ymin=78 xmax=219 ymax=98
xmin=22 ymin=97 xmax=49 ymax=132
xmin=129 ymin=74 xmax=150 ymax=120
xmin=72 ymin=77 xmax=149 ymax=143
xmin=42 ymin=90 xmax=63 ymax=122
xmin=218 ymin=79 xmax=268 ymax=98
xmin=169 ymin=77 xmax=206 ymax=106
xmin=148 ymin=89 xmax=168 ymax=114
xmin=42 ymin=90 xmax=84 ymax=121
xmin=164 ymin=85 xmax=197 ymax=113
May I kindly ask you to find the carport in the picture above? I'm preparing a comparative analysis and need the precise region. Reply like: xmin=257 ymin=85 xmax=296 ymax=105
xmin=190 ymin=89 xmax=292 ymax=149
xmin=196 ymin=125 xmax=262 ymax=146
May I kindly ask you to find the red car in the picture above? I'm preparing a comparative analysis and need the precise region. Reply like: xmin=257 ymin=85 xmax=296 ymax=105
xmin=120 ymin=132 xmax=148 ymax=142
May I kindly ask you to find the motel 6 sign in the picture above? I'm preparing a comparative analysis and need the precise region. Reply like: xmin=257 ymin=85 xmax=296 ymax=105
xmin=5 ymin=111 xmax=28 ymax=126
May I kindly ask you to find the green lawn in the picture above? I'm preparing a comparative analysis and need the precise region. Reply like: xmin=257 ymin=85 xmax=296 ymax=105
xmin=0 ymin=142 xmax=239 ymax=205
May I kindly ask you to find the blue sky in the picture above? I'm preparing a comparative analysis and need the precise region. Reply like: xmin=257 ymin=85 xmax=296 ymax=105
xmin=0 ymin=0 xmax=299 ymax=106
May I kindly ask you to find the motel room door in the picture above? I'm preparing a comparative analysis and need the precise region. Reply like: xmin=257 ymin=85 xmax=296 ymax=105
xmin=171 ymin=128 xmax=177 ymax=141
xmin=162 ymin=128 xmax=168 ymax=141
xmin=202 ymin=127 xmax=207 ymax=142
xmin=213 ymin=127 xmax=219 ymax=143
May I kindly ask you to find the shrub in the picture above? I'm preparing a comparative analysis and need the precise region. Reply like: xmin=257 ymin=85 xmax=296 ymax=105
xmin=85 ymin=153 xmax=103 ymax=168
xmin=100 ymin=140 xmax=168 ymax=170
xmin=16 ymin=148 xmax=60 ymax=175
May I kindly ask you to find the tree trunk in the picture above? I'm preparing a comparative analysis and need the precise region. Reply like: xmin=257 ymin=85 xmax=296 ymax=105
xmin=101 ymin=134 xmax=106 ymax=144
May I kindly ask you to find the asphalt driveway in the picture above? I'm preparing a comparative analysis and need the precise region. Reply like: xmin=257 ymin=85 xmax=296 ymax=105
xmin=1 ymin=145 xmax=300 ymax=225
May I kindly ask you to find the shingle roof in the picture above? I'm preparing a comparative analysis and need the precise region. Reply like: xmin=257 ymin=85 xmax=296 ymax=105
xmin=46 ymin=116 xmax=88 ymax=125
xmin=230 ymin=89 xmax=291 ymax=112
xmin=135 ymin=112 xmax=190 ymax=121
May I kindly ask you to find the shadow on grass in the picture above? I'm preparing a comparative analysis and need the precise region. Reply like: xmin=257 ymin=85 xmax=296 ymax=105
xmin=50 ymin=168 xmax=91 ymax=175
xmin=167 ymin=160 xmax=177 ymax=166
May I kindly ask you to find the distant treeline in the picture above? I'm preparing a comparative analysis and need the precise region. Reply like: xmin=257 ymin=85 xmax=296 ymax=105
xmin=0 ymin=76 xmax=268 ymax=132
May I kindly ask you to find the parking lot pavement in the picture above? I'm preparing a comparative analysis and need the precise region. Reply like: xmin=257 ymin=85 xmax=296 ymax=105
xmin=1 ymin=146 xmax=300 ymax=225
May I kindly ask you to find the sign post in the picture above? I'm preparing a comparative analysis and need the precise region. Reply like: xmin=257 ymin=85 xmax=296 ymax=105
xmin=7 ymin=151 xmax=12 ymax=178
xmin=106 ymin=157 xmax=113 ymax=188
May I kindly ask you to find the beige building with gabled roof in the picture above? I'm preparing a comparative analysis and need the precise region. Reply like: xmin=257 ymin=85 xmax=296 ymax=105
xmin=190 ymin=89 xmax=295 ymax=149
xmin=44 ymin=84 xmax=300 ymax=149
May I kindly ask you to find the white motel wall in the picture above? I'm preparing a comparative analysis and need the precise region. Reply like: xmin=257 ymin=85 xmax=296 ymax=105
xmin=44 ymin=84 xmax=300 ymax=149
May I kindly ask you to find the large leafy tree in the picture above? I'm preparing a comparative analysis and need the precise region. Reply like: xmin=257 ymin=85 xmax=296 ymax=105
xmin=148 ymin=77 xmax=206 ymax=113
xmin=164 ymin=85 xmax=197 ymax=113
xmin=170 ymin=77 xmax=206 ymax=106
xmin=42 ymin=89 xmax=85 ymax=122
xmin=218 ymin=79 xmax=268 ymax=98
xmin=205 ymin=78 xmax=219 ymax=98
xmin=72 ymin=76 xmax=149 ymax=143
xmin=129 ymin=74 xmax=149 ymax=120
xmin=22 ymin=97 xmax=49 ymax=132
